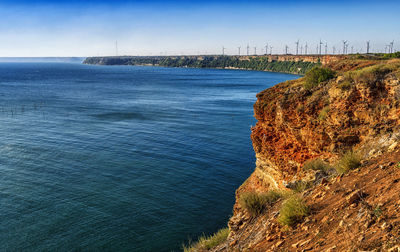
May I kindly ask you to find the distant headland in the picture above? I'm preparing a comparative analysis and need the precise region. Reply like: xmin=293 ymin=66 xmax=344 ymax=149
xmin=83 ymin=54 xmax=399 ymax=75
xmin=83 ymin=55 xmax=347 ymax=75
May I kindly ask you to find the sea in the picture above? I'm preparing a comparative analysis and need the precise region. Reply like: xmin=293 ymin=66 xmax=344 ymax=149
xmin=0 ymin=62 xmax=298 ymax=251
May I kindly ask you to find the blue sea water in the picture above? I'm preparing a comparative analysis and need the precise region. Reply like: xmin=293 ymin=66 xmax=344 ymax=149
xmin=0 ymin=63 xmax=298 ymax=251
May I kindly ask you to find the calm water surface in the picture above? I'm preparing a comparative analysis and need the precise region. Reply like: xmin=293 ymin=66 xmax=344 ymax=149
xmin=0 ymin=63 xmax=298 ymax=251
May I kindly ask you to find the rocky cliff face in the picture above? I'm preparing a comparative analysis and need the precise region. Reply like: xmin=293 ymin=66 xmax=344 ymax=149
xmin=211 ymin=58 xmax=400 ymax=251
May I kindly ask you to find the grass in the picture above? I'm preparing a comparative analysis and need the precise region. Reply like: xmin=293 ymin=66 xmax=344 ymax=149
xmin=318 ymin=106 xmax=330 ymax=121
xmin=277 ymin=195 xmax=310 ymax=227
xmin=239 ymin=190 xmax=282 ymax=217
xmin=335 ymin=150 xmax=362 ymax=174
xmin=291 ymin=180 xmax=312 ymax=193
xmin=303 ymin=66 xmax=336 ymax=90
xmin=303 ymin=158 xmax=332 ymax=173
xmin=183 ymin=227 xmax=230 ymax=252
xmin=373 ymin=205 xmax=382 ymax=218
xmin=338 ymin=79 xmax=352 ymax=90
xmin=347 ymin=61 xmax=400 ymax=87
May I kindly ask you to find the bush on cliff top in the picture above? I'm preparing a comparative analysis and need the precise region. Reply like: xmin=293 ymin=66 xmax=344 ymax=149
xmin=239 ymin=190 xmax=282 ymax=217
xmin=183 ymin=227 xmax=229 ymax=252
xmin=278 ymin=195 xmax=309 ymax=227
xmin=303 ymin=66 xmax=336 ymax=90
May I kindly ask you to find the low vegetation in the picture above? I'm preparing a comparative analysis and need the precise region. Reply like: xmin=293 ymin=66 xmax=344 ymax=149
xmin=373 ymin=205 xmax=382 ymax=218
xmin=291 ymin=180 xmax=312 ymax=193
xmin=338 ymin=78 xmax=353 ymax=90
xmin=239 ymin=190 xmax=282 ymax=216
xmin=376 ymin=52 xmax=400 ymax=59
xmin=303 ymin=66 xmax=336 ymax=90
xmin=335 ymin=150 xmax=362 ymax=174
xmin=278 ymin=195 xmax=309 ymax=227
xmin=342 ymin=60 xmax=400 ymax=88
xmin=303 ymin=158 xmax=332 ymax=173
xmin=318 ymin=106 xmax=330 ymax=121
xmin=183 ymin=228 xmax=229 ymax=252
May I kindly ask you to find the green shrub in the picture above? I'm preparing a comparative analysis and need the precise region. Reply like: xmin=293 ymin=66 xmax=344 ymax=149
xmin=303 ymin=66 xmax=336 ymax=90
xmin=380 ymin=52 xmax=400 ymax=59
xmin=335 ymin=150 xmax=361 ymax=174
xmin=318 ymin=106 xmax=330 ymax=121
xmin=278 ymin=196 xmax=309 ymax=226
xmin=291 ymin=180 xmax=312 ymax=193
xmin=183 ymin=227 xmax=229 ymax=252
xmin=373 ymin=205 xmax=382 ymax=218
xmin=239 ymin=190 xmax=282 ymax=216
xmin=338 ymin=79 xmax=352 ymax=90
xmin=303 ymin=158 xmax=332 ymax=173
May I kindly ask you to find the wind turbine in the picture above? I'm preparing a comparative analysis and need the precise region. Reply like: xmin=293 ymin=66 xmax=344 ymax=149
xmin=305 ymin=42 xmax=308 ymax=55
xmin=265 ymin=43 xmax=268 ymax=55
xmin=247 ymin=44 xmax=250 ymax=56
xmin=222 ymin=46 xmax=225 ymax=56
xmin=319 ymin=40 xmax=323 ymax=55
xmin=295 ymin=40 xmax=299 ymax=55
xmin=366 ymin=41 xmax=370 ymax=54
xmin=285 ymin=45 xmax=289 ymax=55
xmin=238 ymin=46 xmax=241 ymax=56
xmin=342 ymin=40 xmax=347 ymax=55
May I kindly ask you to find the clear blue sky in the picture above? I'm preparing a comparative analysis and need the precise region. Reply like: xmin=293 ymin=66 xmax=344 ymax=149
xmin=0 ymin=0 xmax=399 ymax=56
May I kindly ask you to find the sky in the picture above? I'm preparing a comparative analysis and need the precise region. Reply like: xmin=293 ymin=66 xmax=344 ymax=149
xmin=0 ymin=0 xmax=399 ymax=57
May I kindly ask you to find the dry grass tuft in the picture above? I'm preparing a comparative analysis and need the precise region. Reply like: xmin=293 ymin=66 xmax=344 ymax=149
xmin=183 ymin=228 xmax=229 ymax=252
xmin=278 ymin=195 xmax=309 ymax=227
xmin=335 ymin=150 xmax=362 ymax=174
xmin=239 ymin=190 xmax=282 ymax=217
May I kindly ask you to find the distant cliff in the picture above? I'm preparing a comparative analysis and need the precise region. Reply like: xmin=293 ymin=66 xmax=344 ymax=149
xmin=83 ymin=55 xmax=347 ymax=75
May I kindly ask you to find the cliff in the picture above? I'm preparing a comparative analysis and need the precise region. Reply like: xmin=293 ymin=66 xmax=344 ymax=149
xmin=187 ymin=55 xmax=400 ymax=251
xmin=83 ymin=55 xmax=344 ymax=74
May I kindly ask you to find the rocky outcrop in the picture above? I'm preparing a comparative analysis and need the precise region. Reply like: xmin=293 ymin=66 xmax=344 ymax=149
xmin=250 ymin=58 xmax=400 ymax=189
xmin=213 ymin=58 xmax=400 ymax=251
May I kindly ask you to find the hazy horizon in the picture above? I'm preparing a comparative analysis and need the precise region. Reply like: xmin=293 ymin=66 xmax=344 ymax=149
xmin=1 ymin=0 xmax=399 ymax=57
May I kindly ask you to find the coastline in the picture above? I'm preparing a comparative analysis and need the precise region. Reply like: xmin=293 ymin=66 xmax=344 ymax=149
xmin=83 ymin=55 xmax=335 ymax=75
